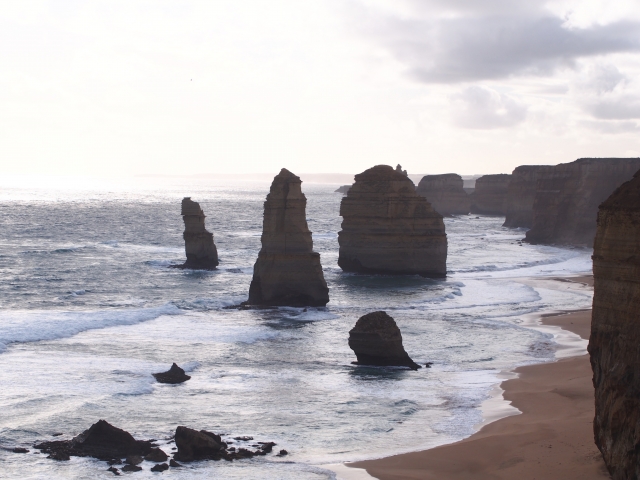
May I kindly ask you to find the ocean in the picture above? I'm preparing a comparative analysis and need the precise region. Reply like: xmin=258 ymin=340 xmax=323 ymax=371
xmin=0 ymin=178 xmax=593 ymax=479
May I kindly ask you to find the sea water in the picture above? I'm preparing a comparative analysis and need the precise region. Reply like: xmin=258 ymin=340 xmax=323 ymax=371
xmin=0 ymin=179 xmax=593 ymax=479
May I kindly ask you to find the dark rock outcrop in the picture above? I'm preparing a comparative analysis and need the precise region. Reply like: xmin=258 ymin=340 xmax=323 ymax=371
xmin=469 ymin=174 xmax=511 ymax=215
xmin=503 ymin=165 xmax=551 ymax=228
xmin=338 ymin=165 xmax=447 ymax=277
xmin=34 ymin=420 xmax=154 ymax=461
xmin=526 ymin=158 xmax=640 ymax=246
xmin=246 ymin=169 xmax=329 ymax=307
xmin=415 ymin=174 xmax=471 ymax=216
xmin=152 ymin=363 xmax=191 ymax=384
xmin=335 ymin=185 xmax=352 ymax=194
xmin=396 ymin=164 xmax=408 ymax=176
xmin=178 ymin=197 xmax=218 ymax=269
xmin=588 ymin=169 xmax=640 ymax=479
xmin=348 ymin=311 xmax=421 ymax=370
xmin=174 ymin=426 xmax=223 ymax=462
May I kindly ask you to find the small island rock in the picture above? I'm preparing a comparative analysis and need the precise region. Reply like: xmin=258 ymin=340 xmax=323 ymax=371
xmin=152 ymin=363 xmax=191 ymax=384
xmin=178 ymin=197 xmax=219 ymax=269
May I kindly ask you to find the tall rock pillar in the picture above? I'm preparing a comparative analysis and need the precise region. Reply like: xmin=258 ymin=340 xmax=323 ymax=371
xmin=180 ymin=197 xmax=219 ymax=269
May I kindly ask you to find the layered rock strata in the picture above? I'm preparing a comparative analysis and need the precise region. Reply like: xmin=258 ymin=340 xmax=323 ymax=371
xmin=589 ymin=170 xmax=640 ymax=479
xmin=469 ymin=174 xmax=511 ymax=215
xmin=338 ymin=165 xmax=447 ymax=277
xmin=247 ymin=169 xmax=329 ymax=307
xmin=348 ymin=311 xmax=421 ymax=370
xmin=416 ymin=173 xmax=471 ymax=216
xmin=526 ymin=158 xmax=640 ymax=245
xmin=503 ymin=165 xmax=550 ymax=228
xmin=179 ymin=198 xmax=218 ymax=269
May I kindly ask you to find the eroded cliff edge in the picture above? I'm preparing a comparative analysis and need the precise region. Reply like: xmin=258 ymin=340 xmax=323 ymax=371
xmin=247 ymin=169 xmax=329 ymax=307
xmin=415 ymin=173 xmax=471 ymax=216
xmin=338 ymin=165 xmax=447 ymax=277
xmin=503 ymin=165 xmax=550 ymax=228
xmin=589 ymin=169 xmax=640 ymax=480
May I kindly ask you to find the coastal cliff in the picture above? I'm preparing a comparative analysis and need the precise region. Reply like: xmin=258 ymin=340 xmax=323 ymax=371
xmin=589 ymin=169 xmax=640 ymax=479
xmin=470 ymin=174 xmax=511 ymax=215
xmin=179 ymin=198 xmax=219 ymax=269
xmin=247 ymin=169 xmax=329 ymax=306
xmin=415 ymin=174 xmax=471 ymax=216
xmin=503 ymin=165 xmax=550 ymax=228
xmin=526 ymin=158 xmax=640 ymax=246
xmin=338 ymin=165 xmax=447 ymax=277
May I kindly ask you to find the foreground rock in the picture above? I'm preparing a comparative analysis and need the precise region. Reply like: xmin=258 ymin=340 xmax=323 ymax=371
xmin=176 ymin=197 xmax=219 ymax=269
xmin=348 ymin=311 xmax=421 ymax=370
xmin=526 ymin=158 xmax=640 ymax=246
xmin=469 ymin=174 xmax=511 ymax=215
xmin=34 ymin=420 xmax=155 ymax=461
xmin=589 ymin=169 xmax=640 ymax=479
xmin=152 ymin=363 xmax=191 ymax=384
xmin=338 ymin=165 xmax=447 ymax=277
xmin=174 ymin=426 xmax=276 ymax=462
xmin=246 ymin=169 xmax=329 ymax=307
xmin=503 ymin=165 xmax=550 ymax=228
xmin=415 ymin=174 xmax=471 ymax=216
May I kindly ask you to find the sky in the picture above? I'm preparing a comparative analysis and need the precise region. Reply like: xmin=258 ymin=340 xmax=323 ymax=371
xmin=1 ymin=0 xmax=640 ymax=178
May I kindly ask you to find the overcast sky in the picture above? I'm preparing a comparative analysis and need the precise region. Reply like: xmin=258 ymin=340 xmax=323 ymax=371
xmin=1 ymin=0 xmax=640 ymax=177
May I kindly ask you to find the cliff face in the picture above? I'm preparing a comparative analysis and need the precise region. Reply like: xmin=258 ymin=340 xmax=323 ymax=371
xmin=589 ymin=170 xmax=640 ymax=479
xmin=526 ymin=158 xmax=640 ymax=246
xmin=338 ymin=165 xmax=447 ymax=277
xmin=415 ymin=174 xmax=471 ymax=216
xmin=247 ymin=169 xmax=329 ymax=307
xmin=180 ymin=198 xmax=219 ymax=269
xmin=470 ymin=174 xmax=511 ymax=215
xmin=503 ymin=165 xmax=550 ymax=228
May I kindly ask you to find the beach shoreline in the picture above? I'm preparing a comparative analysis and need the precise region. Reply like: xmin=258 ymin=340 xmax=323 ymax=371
xmin=337 ymin=275 xmax=608 ymax=480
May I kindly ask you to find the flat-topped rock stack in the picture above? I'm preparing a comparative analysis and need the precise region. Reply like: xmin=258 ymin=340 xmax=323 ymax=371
xmin=179 ymin=198 xmax=219 ymax=269
xmin=338 ymin=165 xmax=447 ymax=277
xmin=469 ymin=174 xmax=511 ymax=215
xmin=525 ymin=158 xmax=640 ymax=246
xmin=247 ymin=169 xmax=329 ymax=307
xmin=589 ymin=169 xmax=640 ymax=479
xmin=416 ymin=174 xmax=471 ymax=216
xmin=503 ymin=165 xmax=550 ymax=228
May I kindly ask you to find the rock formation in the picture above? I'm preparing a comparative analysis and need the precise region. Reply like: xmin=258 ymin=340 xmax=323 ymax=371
xmin=174 ymin=426 xmax=275 ymax=462
xmin=335 ymin=185 xmax=351 ymax=194
xmin=469 ymin=174 xmax=511 ymax=215
xmin=179 ymin=197 xmax=218 ymax=269
xmin=526 ymin=158 xmax=640 ymax=246
xmin=247 ymin=169 xmax=329 ymax=307
xmin=503 ymin=165 xmax=550 ymax=228
xmin=396 ymin=164 xmax=408 ymax=176
xmin=589 ymin=169 xmax=640 ymax=479
xmin=415 ymin=174 xmax=471 ymax=216
xmin=152 ymin=363 xmax=191 ymax=384
xmin=338 ymin=165 xmax=447 ymax=277
xmin=348 ymin=311 xmax=421 ymax=370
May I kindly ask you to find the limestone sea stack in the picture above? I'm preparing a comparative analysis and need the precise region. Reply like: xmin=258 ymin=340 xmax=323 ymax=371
xmin=348 ymin=311 xmax=421 ymax=370
xmin=526 ymin=158 xmax=640 ymax=246
xmin=179 ymin=197 xmax=219 ymax=269
xmin=415 ymin=174 xmax=471 ymax=216
xmin=503 ymin=165 xmax=550 ymax=228
xmin=589 ymin=170 xmax=640 ymax=479
xmin=338 ymin=165 xmax=447 ymax=277
xmin=247 ymin=169 xmax=329 ymax=307
xmin=469 ymin=174 xmax=511 ymax=215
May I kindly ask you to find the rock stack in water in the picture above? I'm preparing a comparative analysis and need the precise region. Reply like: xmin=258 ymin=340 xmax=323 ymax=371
xmin=348 ymin=311 xmax=420 ymax=370
xmin=416 ymin=174 xmax=471 ymax=216
xmin=589 ymin=170 xmax=640 ymax=479
xmin=179 ymin=198 xmax=219 ymax=269
xmin=526 ymin=158 xmax=640 ymax=246
xmin=503 ymin=165 xmax=550 ymax=228
xmin=469 ymin=174 xmax=511 ymax=215
xmin=338 ymin=165 xmax=447 ymax=277
xmin=247 ymin=169 xmax=329 ymax=307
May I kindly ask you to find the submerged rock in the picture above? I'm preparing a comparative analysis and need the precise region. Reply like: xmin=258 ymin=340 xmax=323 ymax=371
xmin=503 ymin=165 xmax=550 ymax=228
xmin=152 ymin=363 xmax=191 ymax=384
xmin=177 ymin=197 xmax=219 ymax=269
xmin=246 ymin=169 xmax=329 ymax=307
xmin=150 ymin=463 xmax=169 ymax=472
xmin=589 ymin=169 xmax=640 ymax=479
xmin=338 ymin=165 xmax=447 ymax=277
xmin=348 ymin=311 xmax=421 ymax=370
xmin=469 ymin=174 xmax=511 ymax=215
xmin=415 ymin=174 xmax=471 ymax=216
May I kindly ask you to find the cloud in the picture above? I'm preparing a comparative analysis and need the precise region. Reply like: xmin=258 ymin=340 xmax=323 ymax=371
xmin=450 ymin=86 xmax=527 ymax=129
xmin=580 ymin=119 xmax=639 ymax=134
xmin=574 ymin=63 xmax=640 ymax=120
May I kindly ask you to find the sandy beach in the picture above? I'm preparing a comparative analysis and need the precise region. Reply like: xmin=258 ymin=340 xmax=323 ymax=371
xmin=350 ymin=277 xmax=609 ymax=480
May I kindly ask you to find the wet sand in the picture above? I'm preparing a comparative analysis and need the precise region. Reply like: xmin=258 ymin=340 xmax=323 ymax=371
xmin=350 ymin=304 xmax=609 ymax=479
